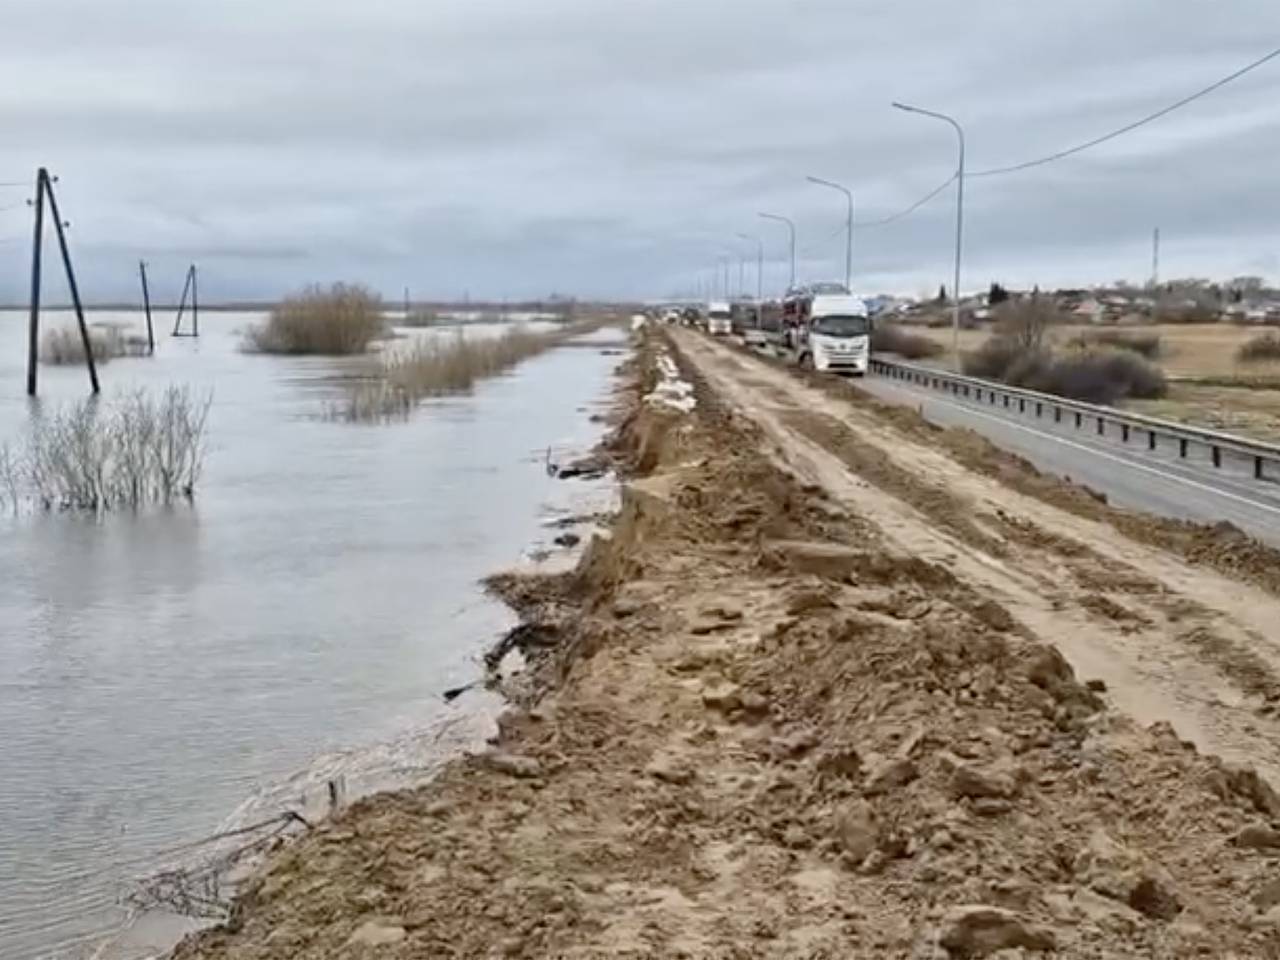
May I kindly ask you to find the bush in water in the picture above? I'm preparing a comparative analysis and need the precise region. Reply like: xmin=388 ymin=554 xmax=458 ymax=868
xmin=1 ymin=386 xmax=212 ymax=513
xmin=40 ymin=325 xmax=142 ymax=365
xmin=336 ymin=324 xmax=594 ymax=422
xmin=245 ymin=283 xmax=386 ymax=355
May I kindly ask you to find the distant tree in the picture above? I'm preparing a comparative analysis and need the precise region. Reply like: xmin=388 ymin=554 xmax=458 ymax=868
xmin=988 ymin=282 xmax=1010 ymax=305
xmin=937 ymin=284 xmax=948 ymax=304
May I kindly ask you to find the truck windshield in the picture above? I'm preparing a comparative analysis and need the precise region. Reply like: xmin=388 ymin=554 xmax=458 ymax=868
xmin=812 ymin=315 xmax=869 ymax=337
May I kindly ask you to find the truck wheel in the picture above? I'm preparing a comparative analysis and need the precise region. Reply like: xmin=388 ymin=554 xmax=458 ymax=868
xmin=800 ymin=352 xmax=813 ymax=370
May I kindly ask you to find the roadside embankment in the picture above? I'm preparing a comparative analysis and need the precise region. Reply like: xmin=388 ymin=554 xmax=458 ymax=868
xmin=174 ymin=328 xmax=1280 ymax=958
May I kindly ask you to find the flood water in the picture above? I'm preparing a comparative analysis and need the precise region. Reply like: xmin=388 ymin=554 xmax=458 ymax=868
xmin=0 ymin=311 xmax=622 ymax=959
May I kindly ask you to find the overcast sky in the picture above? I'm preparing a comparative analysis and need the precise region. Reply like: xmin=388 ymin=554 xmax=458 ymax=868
xmin=2 ymin=0 xmax=1278 ymax=303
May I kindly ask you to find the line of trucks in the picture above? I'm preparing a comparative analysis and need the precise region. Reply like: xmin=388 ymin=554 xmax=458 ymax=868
xmin=662 ymin=282 xmax=872 ymax=376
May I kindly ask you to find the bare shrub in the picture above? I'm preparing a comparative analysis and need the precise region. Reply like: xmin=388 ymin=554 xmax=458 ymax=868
xmin=18 ymin=387 xmax=211 ymax=512
xmin=1237 ymin=333 xmax=1280 ymax=364
xmin=962 ymin=337 xmax=1026 ymax=380
xmin=994 ymin=295 xmax=1063 ymax=351
xmin=245 ymin=283 xmax=385 ymax=355
xmin=337 ymin=324 xmax=588 ymax=422
xmin=40 ymin=325 xmax=133 ymax=365
xmin=965 ymin=338 xmax=1166 ymax=404
xmin=871 ymin=324 xmax=944 ymax=360
xmin=1068 ymin=330 xmax=1162 ymax=359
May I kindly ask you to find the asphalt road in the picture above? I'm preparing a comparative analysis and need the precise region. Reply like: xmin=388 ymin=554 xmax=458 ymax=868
xmin=857 ymin=367 xmax=1280 ymax=547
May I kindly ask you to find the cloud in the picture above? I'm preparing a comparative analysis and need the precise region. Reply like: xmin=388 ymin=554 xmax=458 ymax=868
xmin=1 ymin=0 xmax=1277 ymax=301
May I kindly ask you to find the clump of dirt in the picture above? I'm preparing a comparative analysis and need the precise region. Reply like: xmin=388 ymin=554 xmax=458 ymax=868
xmin=174 ymin=328 xmax=1280 ymax=960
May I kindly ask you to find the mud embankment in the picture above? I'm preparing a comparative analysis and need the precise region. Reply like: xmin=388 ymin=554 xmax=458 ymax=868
xmin=174 ymin=330 xmax=1280 ymax=959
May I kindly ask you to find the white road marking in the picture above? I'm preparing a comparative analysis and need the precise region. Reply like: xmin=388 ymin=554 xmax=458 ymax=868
xmin=869 ymin=379 xmax=1280 ymax=521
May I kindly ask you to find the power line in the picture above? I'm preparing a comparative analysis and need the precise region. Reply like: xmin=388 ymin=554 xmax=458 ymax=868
xmin=971 ymin=43 xmax=1280 ymax=178
xmin=855 ymin=173 xmax=957 ymax=227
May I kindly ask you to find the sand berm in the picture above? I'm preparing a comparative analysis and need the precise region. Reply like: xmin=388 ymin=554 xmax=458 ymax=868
xmin=175 ymin=328 xmax=1280 ymax=958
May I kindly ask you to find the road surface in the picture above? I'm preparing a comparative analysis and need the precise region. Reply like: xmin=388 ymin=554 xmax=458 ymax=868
xmin=852 ymin=359 xmax=1280 ymax=546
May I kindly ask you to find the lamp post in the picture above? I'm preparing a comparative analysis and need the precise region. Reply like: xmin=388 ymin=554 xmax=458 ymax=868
xmin=737 ymin=233 xmax=764 ymax=303
xmin=805 ymin=175 xmax=853 ymax=291
xmin=758 ymin=212 xmax=796 ymax=292
xmin=892 ymin=101 xmax=966 ymax=364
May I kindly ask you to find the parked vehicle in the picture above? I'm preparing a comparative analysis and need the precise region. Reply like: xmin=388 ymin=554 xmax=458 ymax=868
xmin=706 ymin=301 xmax=733 ymax=336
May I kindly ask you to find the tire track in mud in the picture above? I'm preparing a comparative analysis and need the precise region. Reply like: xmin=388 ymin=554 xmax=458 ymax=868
xmin=675 ymin=329 xmax=1280 ymax=782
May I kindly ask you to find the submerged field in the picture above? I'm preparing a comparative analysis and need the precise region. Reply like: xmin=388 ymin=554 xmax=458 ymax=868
xmin=0 ymin=311 xmax=621 ymax=960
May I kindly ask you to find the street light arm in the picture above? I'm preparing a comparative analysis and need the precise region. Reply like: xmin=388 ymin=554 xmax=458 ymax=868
xmin=892 ymin=102 xmax=965 ymax=149
xmin=805 ymin=175 xmax=852 ymax=203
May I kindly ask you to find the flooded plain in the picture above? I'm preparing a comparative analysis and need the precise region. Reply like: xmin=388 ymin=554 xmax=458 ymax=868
xmin=0 ymin=311 xmax=622 ymax=958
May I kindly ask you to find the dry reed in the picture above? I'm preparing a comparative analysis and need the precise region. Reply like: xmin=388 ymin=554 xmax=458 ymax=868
xmin=336 ymin=324 xmax=591 ymax=422
xmin=40 ymin=325 xmax=139 ymax=365
xmin=245 ymin=283 xmax=385 ymax=355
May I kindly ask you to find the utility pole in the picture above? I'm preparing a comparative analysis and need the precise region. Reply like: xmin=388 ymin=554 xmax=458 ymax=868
xmin=139 ymin=260 xmax=155 ymax=354
xmin=42 ymin=171 xmax=99 ymax=393
xmin=26 ymin=169 xmax=46 ymax=397
xmin=404 ymin=286 xmax=411 ymax=320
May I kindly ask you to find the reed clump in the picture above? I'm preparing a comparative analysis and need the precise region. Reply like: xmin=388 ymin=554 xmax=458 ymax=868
xmin=337 ymin=324 xmax=588 ymax=422
xmin=245 ymin=283 xmax=385 ymax=355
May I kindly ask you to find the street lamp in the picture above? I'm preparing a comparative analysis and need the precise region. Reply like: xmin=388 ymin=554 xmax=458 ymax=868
xmin=892 ymin=101 xmax=966 ymax=364
xmin=805 ymin=175 xmax=853 ymax=291
xmin=758 ymin=212 xmax=796 ymax=291
xmin=737 ymin=233 xmax=764 ymax=302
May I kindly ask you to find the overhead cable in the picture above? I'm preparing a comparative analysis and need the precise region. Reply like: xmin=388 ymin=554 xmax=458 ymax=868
xmin=970 ymin=43 xmax=1280 ymax=177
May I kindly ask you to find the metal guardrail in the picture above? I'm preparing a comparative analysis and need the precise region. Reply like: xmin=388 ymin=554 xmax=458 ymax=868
xmin=869 ymin=356 xmax=1280 ymax=482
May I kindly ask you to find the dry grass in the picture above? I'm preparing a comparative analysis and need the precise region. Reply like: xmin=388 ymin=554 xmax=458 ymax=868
xmin=1068 ymin=329 xmax=1162 ymax=358
xmin=4 ymin=386 xmax=211 ymax=512
xmin=336 ymin=324 xmax=592 ymax=422
xmin=245 ymin=283 xmax=385 ymax=355
xmin=40 ymin=325 xmax=140 ymax=365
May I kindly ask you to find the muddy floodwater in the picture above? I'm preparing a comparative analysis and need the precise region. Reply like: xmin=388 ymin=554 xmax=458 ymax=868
xmin=0 ymin=311 xmax=622 ymax=959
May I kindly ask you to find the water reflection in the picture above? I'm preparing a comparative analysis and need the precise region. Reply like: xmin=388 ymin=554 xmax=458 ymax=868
xmin=0 ymin=311 xmax=622 ymax=959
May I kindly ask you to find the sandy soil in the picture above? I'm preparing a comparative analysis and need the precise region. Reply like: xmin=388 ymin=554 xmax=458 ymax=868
xmin=173 ymin=331 xmax=1280 ymax=959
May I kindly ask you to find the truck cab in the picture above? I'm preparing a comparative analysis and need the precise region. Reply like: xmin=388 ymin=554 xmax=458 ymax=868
xmin=797 ymin=294 xmax=871 ymax=375
xmin=706 ymin=301 xmax=733 ymax=336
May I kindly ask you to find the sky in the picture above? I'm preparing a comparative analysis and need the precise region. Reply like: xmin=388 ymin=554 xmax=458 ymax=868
xmin=1 ymin=0 xmax=1278 ymax=303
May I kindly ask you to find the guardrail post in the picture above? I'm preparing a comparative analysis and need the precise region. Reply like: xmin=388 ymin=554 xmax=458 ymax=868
xmin=1148 ymin=431 xmax=1156 ymax=451
xmin=1212 ymin=446 xmax=1221 ymax=469
xmin=1121 ymin=424 xmax=1130 ymax=443
xmin=1003 ymin=394 xmax=1009 ymax=408
xmin=1179 ymin=438 xmax=1188 ymax=458
xmin=1097 ymin=418 xmax=1105 ymax=437
xmin=1257 ymin=457 xmax=1265 ymax=480
xmin=1075 ymin=412 xmax=1082 ymax=428
xmin=1018 ymin=398 xmax=1025 ymax=413
xmin=1054 ymin=407 xmax=1061 ymax=423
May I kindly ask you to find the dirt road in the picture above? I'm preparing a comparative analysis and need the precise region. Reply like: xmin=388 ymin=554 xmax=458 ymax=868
xmin=175 ymin=330 xmax=1280 ymax=959
xmin=678 ymin=329 xmax=1280 ymax=785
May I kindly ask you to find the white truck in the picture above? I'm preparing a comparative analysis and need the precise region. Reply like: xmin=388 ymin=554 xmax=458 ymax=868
xmin=706 ymin=301 xmax=733 ymax=336
xmin=793 ymin=293 xmax=871 ymax=375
